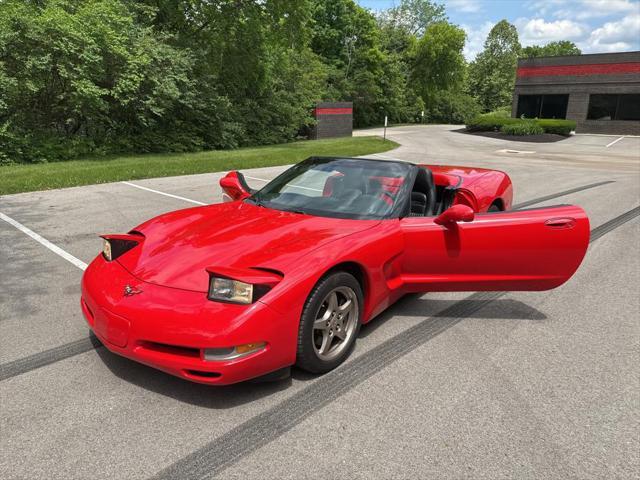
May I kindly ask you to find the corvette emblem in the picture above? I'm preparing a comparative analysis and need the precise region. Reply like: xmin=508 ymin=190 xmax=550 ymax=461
xmin=123 ymin=285 xmax=143 ymax=297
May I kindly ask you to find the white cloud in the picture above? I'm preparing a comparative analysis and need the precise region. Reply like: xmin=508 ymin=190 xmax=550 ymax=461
xmin=461 ymin=21 xmax=494 ymax=60
xmin=446 ymin=0 xmax=639 ymax=60
xmin=526 ymin=0 xmax=564 ymax=17
xmin=528 ymin=0 xmax=639 ymax=20
xmin=446 ymin=0 xmax=481 ymax=13
xmin=579 ymin=0 xmax=638 ymax=16
xmin=516 ymin=18 xmax=587 ymax=45
xmin=583 ymin=12 xmax=640 ymax=51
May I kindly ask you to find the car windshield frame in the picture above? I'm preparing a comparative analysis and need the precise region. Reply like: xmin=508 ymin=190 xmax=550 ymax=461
xmin=246 ymin=157 xmax=415 ymax=220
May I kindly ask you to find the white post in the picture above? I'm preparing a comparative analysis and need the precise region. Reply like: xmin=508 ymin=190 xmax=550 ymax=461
xmin=384 ymin=115 xmax=388 ymax=141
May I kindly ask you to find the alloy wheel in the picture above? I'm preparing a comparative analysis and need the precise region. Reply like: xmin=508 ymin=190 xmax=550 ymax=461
xmin=312 ymin=286 xmax=359 ymax=361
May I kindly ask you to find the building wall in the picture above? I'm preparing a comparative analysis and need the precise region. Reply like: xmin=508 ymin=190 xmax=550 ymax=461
xmin=512 ymin=52 xmax=640 ymax=135
xmin=311 ymin=102 xmax=353 ymax=139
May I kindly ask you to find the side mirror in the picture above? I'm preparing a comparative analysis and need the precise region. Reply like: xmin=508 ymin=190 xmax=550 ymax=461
xmin=434 ymin=204 xmax=475 ymax=226
xmin=220 ymin=171 xmax=253 ymax=202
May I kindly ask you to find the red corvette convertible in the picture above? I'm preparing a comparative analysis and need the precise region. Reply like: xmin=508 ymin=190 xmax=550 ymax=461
xmin=81 ymin=157 xmax=589 ymax=385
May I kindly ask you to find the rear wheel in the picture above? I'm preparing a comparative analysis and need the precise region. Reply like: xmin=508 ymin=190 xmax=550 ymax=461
xmin=488 ymin=203 xmax=502 ymax=212
xmin=296 ymin=272 xmax=363 ymax=373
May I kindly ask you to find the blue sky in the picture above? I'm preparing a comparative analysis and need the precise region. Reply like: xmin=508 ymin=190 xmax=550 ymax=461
xmin=357 ymin=0 xmax=640 ymax=60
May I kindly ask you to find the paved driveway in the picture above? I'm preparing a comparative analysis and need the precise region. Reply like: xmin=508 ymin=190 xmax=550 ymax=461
xmin=1 ymin=125 xmax=639 ymax=479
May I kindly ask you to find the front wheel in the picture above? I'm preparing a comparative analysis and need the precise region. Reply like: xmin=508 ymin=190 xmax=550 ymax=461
xmin=296 ymin=272 xmax=363 ymax=373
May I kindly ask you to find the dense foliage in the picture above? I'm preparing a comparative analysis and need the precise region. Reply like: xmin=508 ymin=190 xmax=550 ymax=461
xmin=536 ymin=119 xmax=578 ymax=136
xmin=467 ymin=20 xmax=521 ymax=113
xmin=521 ymin=41 xmax=581 ymax=58
xmin=501 ymin=122 xmax=544 ymax=136
xmin=0 ymin=0 xmax=581 ymax=163
xmin=467 ymin=115 xmax=576 ymax=136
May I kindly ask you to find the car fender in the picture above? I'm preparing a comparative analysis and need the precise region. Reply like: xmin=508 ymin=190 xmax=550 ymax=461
xmin=258 ymin=220 xmax=404 ymax=324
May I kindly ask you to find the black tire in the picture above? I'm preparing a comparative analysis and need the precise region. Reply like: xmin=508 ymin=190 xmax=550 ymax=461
xmin=296 ymin=271 xmax=363 ymax=373
xmin=488 ymin=203 xmax=502 ymax=212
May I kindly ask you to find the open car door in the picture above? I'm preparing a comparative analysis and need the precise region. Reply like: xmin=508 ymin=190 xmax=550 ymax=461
xmin=400 ymin=204 xmax=590 ymax=292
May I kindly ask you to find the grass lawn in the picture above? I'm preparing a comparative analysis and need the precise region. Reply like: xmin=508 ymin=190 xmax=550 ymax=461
xmin=0 ymin=136 xmax=398 ymax=195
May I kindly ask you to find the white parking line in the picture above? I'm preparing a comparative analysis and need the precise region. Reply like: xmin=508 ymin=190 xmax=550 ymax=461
xmin=496 ymin=149 xmax=536 ymax=154
xmin=0 ymin=212 xmax=88 ymax=270
xmin=121 ymin=181 xmax=207 ymax=205
xmin=606 ymin=136 xmax=625 ymax=148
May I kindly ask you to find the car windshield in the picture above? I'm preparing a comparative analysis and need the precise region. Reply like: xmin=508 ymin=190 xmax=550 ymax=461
xmin=247 ymin=157 xmax=411 ymax=219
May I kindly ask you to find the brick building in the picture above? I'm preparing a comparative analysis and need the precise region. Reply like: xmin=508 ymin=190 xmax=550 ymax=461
xmin=512 ymin=51 xmax=640 ymax=134
xmin=311 ymin=102 xmax=353 ymax=139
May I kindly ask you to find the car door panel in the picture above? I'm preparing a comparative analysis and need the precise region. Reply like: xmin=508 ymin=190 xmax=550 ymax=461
xmin=400 ymin=205 xmax=589 ymax=292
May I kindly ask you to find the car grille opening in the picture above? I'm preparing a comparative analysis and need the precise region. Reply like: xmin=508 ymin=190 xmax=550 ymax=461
xmin=137 ymin=341 xmax=200 ymax=358
xmin=185 ymin=370 xmax=222 ymax=379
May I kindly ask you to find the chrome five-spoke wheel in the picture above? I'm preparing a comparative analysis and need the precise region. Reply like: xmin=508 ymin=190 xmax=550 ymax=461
xmin=312 ymin=286 xmax=359 ymax=361
xmin=296 ymin=271 xmax=363 ymax=373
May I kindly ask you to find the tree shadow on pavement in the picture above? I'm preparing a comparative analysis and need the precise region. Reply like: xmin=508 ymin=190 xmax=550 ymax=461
xmin=452 ymin=128 xmax=568 ymax=143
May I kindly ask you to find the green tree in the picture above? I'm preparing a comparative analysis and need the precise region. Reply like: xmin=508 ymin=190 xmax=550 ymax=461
xmin=411 ymin=21 xmax=466 ymax=105
xmin=311 ymin=0 xmax=422 ymax=127
xmin=0 ymin=0 xmax=219 ymax=160
xmin=377 ymin=0 xmax=446 ymax=36
xmin=467 ymin=20 xmax=521 ymax=112
xmin=1 ymin=0 xmax=465 ymax=163
xmin=425 ymin=90 xmax=480 ymax=124
xmin=521 ymin=41 xmax=581 ymax=58
xmin=0 ymin=0 xmax=323 ymax=161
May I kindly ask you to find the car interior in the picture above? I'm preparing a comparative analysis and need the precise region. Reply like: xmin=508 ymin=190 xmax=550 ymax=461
xmin=325 ymin=173 xmax=394 ymax=216
xmin=407 ymin=167 xmax=454 ymax=217
xmin=254 ymin=160 xmax=457 ymax=219
xmin=319 ymin=165 xmax=454 ymax=218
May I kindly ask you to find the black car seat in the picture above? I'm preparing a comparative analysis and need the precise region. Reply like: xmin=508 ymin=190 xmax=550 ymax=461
xmin=331 ymin=174 xmax=364 ymax=204
xmin=411 ymin=168 xmax=437 ymax=216
xmin=409 ymin=192 xmax=427 ymax=216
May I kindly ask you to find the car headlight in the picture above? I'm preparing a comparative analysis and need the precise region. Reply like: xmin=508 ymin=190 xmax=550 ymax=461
xmin=208 ymin=277 xmax=254 ymax=304
xmin=103 ymin=239 xmax=112 ymax=261
xmin=101 ymin=235 xmax=142 ymax=262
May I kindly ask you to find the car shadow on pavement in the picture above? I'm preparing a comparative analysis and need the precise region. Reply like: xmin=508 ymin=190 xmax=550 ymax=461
xmin=94 ymin=293 xmax=546 ymax=405
xmin=95 ymin=346 xmax=293 ymax=409
xmin=292 ymin=294 xmax=546 ymax=381
xmin=358 ymin=294 xmax=547 ymax=339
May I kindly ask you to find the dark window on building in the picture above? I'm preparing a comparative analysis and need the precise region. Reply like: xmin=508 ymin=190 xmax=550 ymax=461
xmin=587 ymin=95 xmax=618 ymax=120
xmin=587 ymin=94 xmax=640 ymax=121
xmin=617 ymin=94 xmax=640 ymax=121
xmin=516 ymin=95 xmax=542 ymax=118
xmin=540 ymin=95 xmax=569 ymax=119
xmin=516 ymin=94 xmax=568 ymax=119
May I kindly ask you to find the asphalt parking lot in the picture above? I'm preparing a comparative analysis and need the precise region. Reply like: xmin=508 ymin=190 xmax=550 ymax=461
xmin=1 ymin=125 xmax=639 ymax=479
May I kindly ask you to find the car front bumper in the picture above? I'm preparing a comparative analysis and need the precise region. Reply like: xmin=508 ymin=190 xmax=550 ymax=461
xmin=81 ymin=256 xmax=297 ymax=385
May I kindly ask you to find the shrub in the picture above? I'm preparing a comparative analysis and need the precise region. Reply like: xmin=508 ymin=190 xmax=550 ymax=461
xmin=536 ymin=119 xmax=576 ymax=135
xmin=465 ymin=114 xmax=520 ymax=131
xmin=466 ymin=115 xmax=576 ymax=136
xmin=486 ymin=106 xmax=512 ymax=118
xmin=501 ymin=122 xmax=544 ymax=136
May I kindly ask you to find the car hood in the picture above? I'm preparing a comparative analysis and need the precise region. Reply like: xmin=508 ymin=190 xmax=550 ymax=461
xmin=117 ymin=201 xmax=379 ymax=292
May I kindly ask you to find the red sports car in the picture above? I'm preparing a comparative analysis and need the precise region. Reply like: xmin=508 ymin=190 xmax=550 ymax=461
xmin=81 ymin=157 xmax=589 ymax=385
